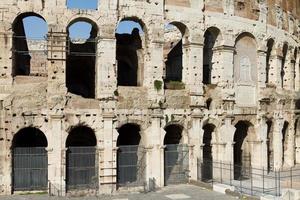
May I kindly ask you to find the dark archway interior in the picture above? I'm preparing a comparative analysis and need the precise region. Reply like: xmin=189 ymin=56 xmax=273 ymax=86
xmin=266 ymin=120 xmax=273 ymax=172
xmin=282 ymin=121 xmax=289 ymax=164
xmin=281 ymin=44 xmax=288 ymax=88
xmin=234 ymin=121 xmax=250 ymax=180
xmin=12 ymin=13 xmax=47 ymax=77
xmin=66 ymin=126 xmax=97 ymax=147
xmin=164 ymin=124 xmax=183 ymax=145
xmin=202 ymin=124 xmax=215 ymax=181
xmin=203 ymin=30 xmax=217 ymax=84
xmin=296 ymin=99 xmax=300 ymax=109
xmin=66 ymin=21 xmax=97 ymax=98
xmin=165 ymin=40 xmax=183 ymax=82
xmin=13 ymin=127 xmax=47 ymax=147
xmin=116 ymin=27 xmax=142 ymax=86
xmin=117 ymin=123 xmax=141 ymax=146
xmin=266 ymin=39 xmax=274 ymax=84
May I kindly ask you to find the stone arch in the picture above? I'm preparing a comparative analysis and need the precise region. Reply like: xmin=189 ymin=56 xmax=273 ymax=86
xmin=116 ymin=123 xmax=145 ymax=187
xmin=266 ymin=38 xmax=275 ymax=84
xmin=282 ymin=120 xmax=289 ymax=166
xmin=116 ymin=17 xmax=146 ymax=87
xmin=203 ymin=27 xmax=222 ymax=85
xmin=201 ymin=123 xmax=216 ymax=181
xmin=65 ymin=125 xmax=97 ymax=191
xmin=281 ymin=43 xmax=289 ymax=88
xmin=233 ymin=120 xmax=256 ymax=180
xmin=12 ymin=127 xmax=48 ymax=192
xmin=12 ymin=12 xmax=48 ymax=77
xmin=66 ymin=17 xmax=98 ymax=98
xmin=164 ymin=21 xmax=189 ymax=85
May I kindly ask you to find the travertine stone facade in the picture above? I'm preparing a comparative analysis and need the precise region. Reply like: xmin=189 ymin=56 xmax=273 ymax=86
xmin=0 ymin=0 xmax=299 ymax=196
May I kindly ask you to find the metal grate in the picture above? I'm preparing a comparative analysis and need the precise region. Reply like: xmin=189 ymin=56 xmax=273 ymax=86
xmin=13 ymin=147 xmax=48 ymax=191
xmin=66 ymin=147 xmax=98 ymax=190
xmin=117 ymin=145 xmax=146 ymax=187
xmin=164 ymin=144 xmax=189 ymax=185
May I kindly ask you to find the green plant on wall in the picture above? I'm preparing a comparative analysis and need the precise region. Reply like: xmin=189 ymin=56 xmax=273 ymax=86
xmin=154 ymin=80 xmax=163 ymax=91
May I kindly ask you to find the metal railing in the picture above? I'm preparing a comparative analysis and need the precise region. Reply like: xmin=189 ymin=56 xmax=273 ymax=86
xmin=197 ymin=159 xmax=300 ymax=197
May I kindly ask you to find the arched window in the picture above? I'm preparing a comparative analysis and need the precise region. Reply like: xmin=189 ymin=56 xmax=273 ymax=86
xmin=281 ymin=43 xmax=288 ymax=88
xmin=66 ymin=19 xmax=98 ymax=98
xmin=12 ymin=127 xmax=48 ymax=191
xmin=116 ymin=19 xmax=145 ymax=86
xmin=12 ymin=13 xmax=48 ymax=77
xmin=164 ymin=22 xmax=187 ymax=88
xmin=203 ymin=27 xmax=221 ymax=85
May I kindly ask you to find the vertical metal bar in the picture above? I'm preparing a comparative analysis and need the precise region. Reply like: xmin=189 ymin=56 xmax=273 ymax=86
xmin=250 ymin=166 xmax=253 ymax=196
xmin=220 ymin=161 xmax=223 ymax=183
xmin=275 ymin=170 xmax=278 ymax=196
xmin=230 ymin=162 xmax=232 ymax=186
xmin=279 ymin=170 xmax=281 ymax=196
xmin=262 ymin=167 xmax=265 ymax=194
xmin=290 ymin=167 xmax=293 ymax=189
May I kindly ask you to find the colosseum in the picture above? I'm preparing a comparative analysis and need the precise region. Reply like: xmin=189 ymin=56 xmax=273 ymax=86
xmin=0 ymin=0 xmax=299 ymax=197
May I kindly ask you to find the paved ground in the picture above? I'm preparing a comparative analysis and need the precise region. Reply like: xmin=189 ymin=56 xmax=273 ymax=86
xmin=0 ymin=185 xmax=236 ymax=200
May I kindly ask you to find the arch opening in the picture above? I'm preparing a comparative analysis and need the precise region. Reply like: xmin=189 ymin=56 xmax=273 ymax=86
xmin=281 ymin=44 xmax=288 ymax=88
xmin=12 ymin=13 xmax=48 ymax=77
xmin=201 ymin=124 xmax=215 ymax=181
xmin=116 ymin=123 xmax=145 ymax=187
xmin=233 ymin=121 xmax=254 ymax=180
xmin=203 ymin=27 xmax=220 ymax=85
xmin=266 ymin=39 xmax=274 ymax=84
xmin=164 ymin=23 xmax=186 ymax=88
xmin=116 ymin=19 xmax=144 ymax=87
xmin=66 ymin=19 xmax=97 ymax=98
xmin=282 ymin=121 xmax=289 ymax=166
xmin=164 ymin=124 xmax=189 ymax=185
xmin=12 ymin=127 xmax=48 ymax=191
xmin=65 ymin=125 xmax=97 ymax=190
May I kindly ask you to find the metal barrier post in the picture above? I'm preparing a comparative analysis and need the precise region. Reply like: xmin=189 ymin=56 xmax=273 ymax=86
xmin=262 ymin=167 xmax=265 ymax=194
xmin=250 ymin=166 xmax=253 ymax=196
xmin=230 ymin=162 xmax=232 ymax=186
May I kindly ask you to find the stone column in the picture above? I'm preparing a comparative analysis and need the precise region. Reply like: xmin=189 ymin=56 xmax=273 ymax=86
xmin=188 ymin=109 xmax=203 ymax=181
xmin=48 ymin=114 xmax=65 ymax=196
xmin=268 ymin=51 xmax=282 ymax=87
xmin=257 ymin=49 xmax=267 ymax=88
xmin=96 ymin=37 xmax=117 ymax=99
xmin=283 ymin=49 xmax=295 ymax=90
xmin=295 ymin=53 xmax=300 ymax=91
xmin=217 ymin=46 xmax=235 ymax=88
xmin=283 ymin=118 xmax=295 ymax=168
xmin=145 ymin=110 xmax=165 ymax=188
xmin=0 ymin=32 xmax=13 ymax=85
xmin=295 ymin=134 xmax=300 ymax=164
xmin=273 ymin=118 xmax=283 ymax=170
xmin=100 ymin=113 xmax=117 ymax=194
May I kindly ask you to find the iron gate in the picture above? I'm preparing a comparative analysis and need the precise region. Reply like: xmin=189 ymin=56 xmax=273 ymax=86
xmin=164 ymin=144 xmax=189 ymax=185
xmin=117 ymin=145 xmax=146 ymax=187
xmin=13 ymin=147 xmax=48 ymax=191
xmin=66 ymin=147 xmax=98 ymax=190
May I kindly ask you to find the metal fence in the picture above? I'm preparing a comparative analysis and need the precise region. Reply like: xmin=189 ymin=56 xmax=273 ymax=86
xmin=117 ymin=145 xmax=146 ymax=188
xmin=13 ymin=147 xmax=48 ymax=191
xmin=164 ymin=144 xmax=189 ymax=185
xmin=198 ymin=159 xmax=300 ymax=197
xmin=66 ymin=147 xmax=98 ymax=191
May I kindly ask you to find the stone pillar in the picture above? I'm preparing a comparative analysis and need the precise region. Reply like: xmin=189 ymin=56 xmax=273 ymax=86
xmin=273 ymin=118 xmax=283 ymax=170
xmin=100 ymin=113 xmax=117 ymax=194
xmin=295 ymin=134 xmax=300 ymax=164
xmin=48 ymin=114 xmax=65 ymax=196
xmin=145 ymin=110 xmax=165 ymax=188
xmin=268 ymin=52 xmax=282 ymax=87
xmin=283 ymin=50 xmax=295 ymax=90
xmin=188 ymin=109 xmax=203 ymax=181
xmin=283 ymin=118 xmax=295 ymax=168
xmin=47 ymin=31 xmax=68 ymax=101
xmin=96 ymin=38 xmax=117 ymax=99
xmin=217 ymin=46 xmax=235 ymax=88
xmin=257 ymin=49 xmax=267 ymax=88
xmin=295 ymin=54 xmax=300 ymax=91
xmin=0 ymin=32 xmax=13 ymax=85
